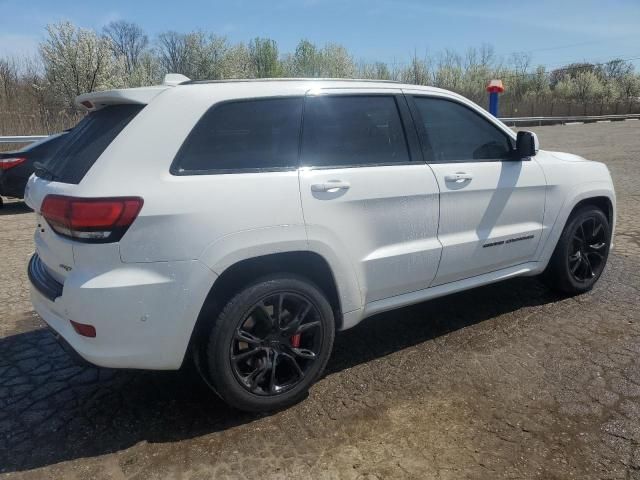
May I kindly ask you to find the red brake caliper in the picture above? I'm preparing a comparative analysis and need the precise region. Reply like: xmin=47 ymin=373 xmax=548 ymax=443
xmin=290 ymin=333 xmax=301 ymax=348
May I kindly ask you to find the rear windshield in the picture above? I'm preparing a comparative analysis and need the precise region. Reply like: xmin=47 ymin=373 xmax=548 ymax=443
xmin=38 ymin=104 xmax=144 ymax=184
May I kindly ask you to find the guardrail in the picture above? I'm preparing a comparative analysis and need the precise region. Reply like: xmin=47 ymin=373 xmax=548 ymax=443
xmin=500 ymin=113 xmax=640 ymax=126
xmin=0 ymin=113 xmax=638 ymax=144
xmin=0 ymin=135 xmax=49 ymax=145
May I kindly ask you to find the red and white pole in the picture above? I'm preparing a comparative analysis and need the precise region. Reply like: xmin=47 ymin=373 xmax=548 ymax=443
xmin=486 ymin=79 xmax=504 ymax=117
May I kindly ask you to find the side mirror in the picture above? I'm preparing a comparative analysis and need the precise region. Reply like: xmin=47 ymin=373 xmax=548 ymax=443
xmin=515 ymin=131 xmax=539 ymax=159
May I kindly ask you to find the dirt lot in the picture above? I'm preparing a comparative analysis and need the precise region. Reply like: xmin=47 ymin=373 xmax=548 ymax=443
xmin=1 ymin=121 xmax=639 ymax=479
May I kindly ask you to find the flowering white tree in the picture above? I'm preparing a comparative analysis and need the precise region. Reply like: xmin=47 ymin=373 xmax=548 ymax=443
xmin=320 ymin=43 xmax=355 ymax=78
xmin=572 ymin=70 xmax=603 ymax=114
xmin=40 ymin=21 xmax=123 ymax=108
xmin=553 ymin=74 xmax=575 ymax=115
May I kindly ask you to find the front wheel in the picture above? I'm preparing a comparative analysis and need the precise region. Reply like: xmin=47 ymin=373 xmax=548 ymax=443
xmin=201 ymin=275 xmax=335 ymax=412
xmin=543 ymin=205 xmax=611 ymax=294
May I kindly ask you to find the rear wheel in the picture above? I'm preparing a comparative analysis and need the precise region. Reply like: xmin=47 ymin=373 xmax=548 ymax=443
xmin=543 ymin=205 xmax=611 ymax=294
xmin=201 ymin=275 xmax=335 ymax=412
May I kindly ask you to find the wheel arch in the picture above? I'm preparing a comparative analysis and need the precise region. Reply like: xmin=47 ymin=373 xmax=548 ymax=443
xmin=186 ymin=250 xmax=346 ymax=363
xmin=569 ymin=195 xmax=614 ymax=226
xmin=536 ymin=185 xmax=615 ymax=270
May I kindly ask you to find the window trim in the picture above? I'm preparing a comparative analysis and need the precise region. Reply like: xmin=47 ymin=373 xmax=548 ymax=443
xmin=300 ymin=93 xmax=418 ymax=170
xmin=407 ymin=94 xmax=518 ymax=164
xmin=170 ymin=95 xmax=304 ymax=176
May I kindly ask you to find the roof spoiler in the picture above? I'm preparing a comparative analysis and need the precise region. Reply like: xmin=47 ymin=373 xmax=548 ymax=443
xmin=75 ymin=73 xmax=191 ymax=111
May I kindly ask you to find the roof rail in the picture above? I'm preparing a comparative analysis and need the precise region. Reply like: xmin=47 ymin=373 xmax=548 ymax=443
xmin=181 ymin=77 xmax=401 ymax=85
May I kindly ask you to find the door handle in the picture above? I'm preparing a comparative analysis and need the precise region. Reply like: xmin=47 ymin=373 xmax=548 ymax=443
xmin=311 ymin=180 xmax=351 ymax=192
xmin=444 ymin=173 xmax=473 ymax=183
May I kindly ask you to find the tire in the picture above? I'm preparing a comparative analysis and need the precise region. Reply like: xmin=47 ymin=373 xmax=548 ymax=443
xmin=543 ymin=205 xmax=611 ymax=294
xmin=200 ymin=274 xmax=335 ymax=412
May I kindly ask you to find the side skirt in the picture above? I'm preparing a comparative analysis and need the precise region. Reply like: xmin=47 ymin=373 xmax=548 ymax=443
xmin=360 ymin=262 xmax=539 ymax=321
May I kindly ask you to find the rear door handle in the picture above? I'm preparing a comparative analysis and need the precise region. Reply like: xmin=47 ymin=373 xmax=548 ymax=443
xmin=311 ymin=180 xmax=351 ymax=192
xmin=444 ymin=173 xmax=473 ymax=183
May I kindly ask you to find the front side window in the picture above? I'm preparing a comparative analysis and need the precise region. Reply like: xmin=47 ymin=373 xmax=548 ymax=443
xmin=173 ymin=97 xmax=303 ymax=174
xmin=301 ymin=95 xmax=410 ymax=168
xmin=413 ymin=96 xmax=513 ymax=162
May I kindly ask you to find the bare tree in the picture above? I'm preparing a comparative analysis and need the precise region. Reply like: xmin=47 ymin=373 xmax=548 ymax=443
xmin=103 ymin=20 xmax=148 ymax=75
xmin=401 ymin=50 xmax=430 ymax=85
xmin=550 ymin=62 xmax=594 ymax=87
xmin=618 ymin=72 xmax=640 ymax=113
xmin=434 ymin=49 xmax=463 ymax=90
xmin=0 ymin=57 xmax=19 ymax=104
xmin=506 ymin=52 xmax=532 ymax=113
xmin=358 ymin=61 xmax=392 ymax=80
xmin=602 ymin=59 xmax=633 ymax=81
xmin=478 ymin=43 xmax=495 ymax=68
xmin=157 ymin=31 xmax=189 ymax=74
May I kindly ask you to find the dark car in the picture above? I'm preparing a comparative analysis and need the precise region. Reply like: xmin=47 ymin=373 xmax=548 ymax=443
xmin=0 ymin=133 xmax=68 ymax=205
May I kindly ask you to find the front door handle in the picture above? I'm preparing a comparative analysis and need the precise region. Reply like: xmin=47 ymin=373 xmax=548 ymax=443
xmin=444 ymin=173 xmax=473 ymax=183
xmin=311 ymin=180 xmax=351 ymax=192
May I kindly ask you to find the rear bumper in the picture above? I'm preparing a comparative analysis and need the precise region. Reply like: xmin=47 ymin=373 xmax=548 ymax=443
xmin=28 ymin=254 xmax=63 ymax=301
xmin=28 ymin=254 xmax=217 ymax=370
xmin=0 ymin=172 xmax=27 ymax=198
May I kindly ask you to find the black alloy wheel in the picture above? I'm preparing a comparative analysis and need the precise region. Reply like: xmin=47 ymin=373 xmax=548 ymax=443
xmin=201 ymin=275 xmax=335 ymax=412
xmin=568 ymin=215 xmax=608 ymax=282
xmin=230 ymin=292 xmax=323 ymax=396
xmin=543 ymin=205 xmax=611 ymax=294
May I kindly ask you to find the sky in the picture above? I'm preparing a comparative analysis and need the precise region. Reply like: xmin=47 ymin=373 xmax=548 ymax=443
xmin=0 ymin=0 xmax=639 ymax=70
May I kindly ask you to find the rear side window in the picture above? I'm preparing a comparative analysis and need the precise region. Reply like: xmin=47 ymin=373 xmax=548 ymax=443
xmin=172 ymin=97 xmax=303 ymax=174
xmin=301 ymin=95 xmax=410 ymax=168
xmin=42 ymin=104 xmax=144 ymax=184
xmin=412 ymin=96 xmax=513 ymax=162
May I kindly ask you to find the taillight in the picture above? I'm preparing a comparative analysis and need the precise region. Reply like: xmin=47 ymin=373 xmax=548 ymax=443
xmin=0 ymin=157 xmax=26 ymax=170
xmin=41 ymin=195 xmax=143 ymax=243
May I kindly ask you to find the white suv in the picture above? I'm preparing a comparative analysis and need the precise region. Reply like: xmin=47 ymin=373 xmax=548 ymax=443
xmin=26 ymin=76 xmax=615 ymax=411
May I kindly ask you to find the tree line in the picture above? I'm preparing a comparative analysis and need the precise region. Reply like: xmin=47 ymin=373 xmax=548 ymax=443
xmin=1 ymin=20 xmax=639 ymax=136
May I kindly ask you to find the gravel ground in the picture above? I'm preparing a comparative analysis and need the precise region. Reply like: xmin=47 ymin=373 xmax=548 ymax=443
xmin=1 ymin=121 xmax=639 ymax=479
